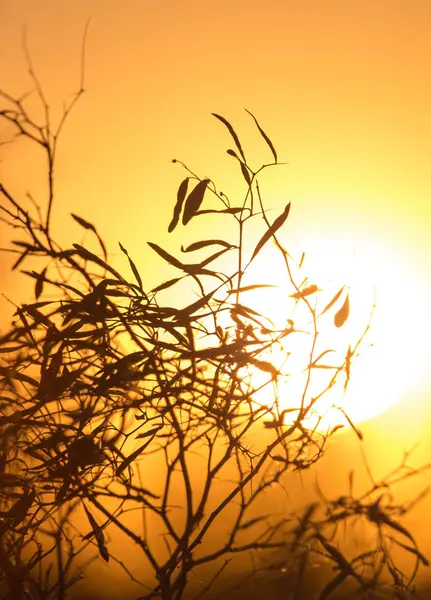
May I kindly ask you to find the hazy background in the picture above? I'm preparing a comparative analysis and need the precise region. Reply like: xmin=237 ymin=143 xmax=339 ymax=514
xmin=1 ymin=0 xmax=431 ymax=596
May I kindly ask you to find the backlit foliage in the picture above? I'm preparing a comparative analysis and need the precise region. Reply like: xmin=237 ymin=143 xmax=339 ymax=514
xmin=0 ymin=40 xmax=428 ymax=600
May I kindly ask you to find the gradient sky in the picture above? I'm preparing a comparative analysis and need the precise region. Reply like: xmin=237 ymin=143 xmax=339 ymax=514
xmin=2 ymin=0 xmax=431 ymax=398
xmin=1 ymin=0 xmax=431 ymax=588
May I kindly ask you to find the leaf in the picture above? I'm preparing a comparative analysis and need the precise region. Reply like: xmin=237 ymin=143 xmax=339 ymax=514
xmin=12 ymin=247 xmax=30 ymax=271
xmin=7 ymin=487 xmax=36 ymax=526
xmin=334 ymin=294 xmax=350 ymax=328
xmin=379 ymin=514 xmax=416 ymax=543
xmin=251 ymin=202 xmax=291 ymax=262
xmin=240 ymin=162 xmax=251 ymax=185
xmin=135 ymin=425 xmax=163 ymax=439
xmin=83 ymin=503 xmax=109 ymax=563
xmin=318 ymin=572 xmax=349 ymax=600
xmin=320 ymin=286 xmax=345 ymax=316
xmin=119 ymin=242 xmax=143 ymax=290
xmin=168 ymin=178 xmax=189 ymax=232
xmin=199 ymin=247 xmax=231 ymax=268
xmin=289 ymin=284 xmax=318 ymax=300
xmin=151 ymin=277 xmax=183 ymax=293
xmin=182 ymin=179 xmax=210 ymax=225
xmin=226 ymin=148 xmax=240 ymax=160
xmin=71 ymin=213 xmax=97 ymax=232
xmin=73 ymin=244 xmax=108 ymax=270
xmin=71 ymin=214 xmax=107 ymax=259
xmin=239 ymin=516 xmax=266 ymax=530
xmin=196 ymin=208 xmax=245 ymax=216
xmin=35 ymin=267 xmax=47 ymax=300
xmin=392 ymin=539 xmax=429 ymax=566
xmin=182 ymin=239 xmax=234 ymax=252
xmin=245 ymin=109 xmax=278 ymax=163
xmin=247 ymin=357 xmax=278 ymax=380
xmin=212 ymin=113 xmax=246 ymax=162
xmin=227 ymin=284 xmax=276 ymax=295
xmin=147 ymin=242 xmax=183 ymax=270
xmin=116 ymin=438 xmax=153 ymax=476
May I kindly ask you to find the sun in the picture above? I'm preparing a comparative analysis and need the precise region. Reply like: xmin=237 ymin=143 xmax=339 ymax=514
xmin=236 ymin=232 xmax=431 ymax=433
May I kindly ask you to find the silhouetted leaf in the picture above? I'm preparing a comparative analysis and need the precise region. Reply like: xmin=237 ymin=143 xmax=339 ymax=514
xmin=12 ymin=247 xmax=30 ymax=271
xmin=116 ymin=438 xmax=153 ymax=476
xmin=227 ymin=284 xmax=276 ymax=295
xmin=199 ymin=247 xmax=231 ymax=267
xmin=71 ymin=213 xmax=97 ymax=232
xmin=0 ymin=366 xmax=39 ymax=387
xmin=182 ymin=239 xmax=234 ymax=252
xmin=196 ymin=208 xmax=245 ymax=216
xmin=320 ymin=286 xmax=345 ymax=316
xmin=135 ymin=425 xmax=162 ymax=439
xmin=318 ymin=572 xmax=349 ymax=600
xmin=290 ymin=284 xmax=318 ymax=300
xmin=226 ymin=148 xmax=240 ymax=160
xmin=151 ymin=277 xmax=183 ymax=293
xmin=239 ymin=516 xmax=267 ymax=530
xmin=183 ymin=179 xmax=210 ymax=225
xmin=12 ymin=240 xmax=38 ymax=249
xmin=334 ymin=294 xmax=350 ymax=328
xmin=212 ymin=113 xmax=246 ymax=162
xmin=251 ymin=202 xmax=291 ymax=262
xmin=392 ymin=539 xmax=429 ymax=566
xmin=168 ymin=177 xmax=189 ymax=232
xmin=83 ymin=503 xmax=109 ymax=562
xmin=35 ymin=267 xmax=47 ymax=300
xmin=73 ymin=244 xmax=109 ymax=270
xmin=119 ymin=242 xmax=143 ymax=290
xmin=240 ymin=162 xmax=251 ymax=185
xmin=147 ymin=242 xmax=183 ymax=270
xmin=245 ymin=109 xmax=278 ymax=163
xmin=7 ymin=487 xmax=36 ymax=525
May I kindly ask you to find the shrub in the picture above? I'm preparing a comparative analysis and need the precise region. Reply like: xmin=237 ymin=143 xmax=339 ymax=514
xmin=0 ymin=40 xmax=428 ymax=600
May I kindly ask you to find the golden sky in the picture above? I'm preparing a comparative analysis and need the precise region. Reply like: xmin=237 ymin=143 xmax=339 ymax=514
xmin=2 ymin=0 xmax=431 ymax=408
xmin=1 ymin=0 xmax=431 ymax=589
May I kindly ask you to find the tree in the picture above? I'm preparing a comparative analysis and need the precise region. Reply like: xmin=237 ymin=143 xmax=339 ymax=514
xmin=0 ymin=39 xmax=429 ymax=600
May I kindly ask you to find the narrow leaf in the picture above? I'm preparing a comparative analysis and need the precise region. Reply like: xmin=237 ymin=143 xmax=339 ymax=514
xmin=119 ymin=243 xmax=143 ymax=290
xmin=147 ymin=242 xmax=183 ymax=270
xmin=12 ymin=248 xmax=30 ymax=271
xmin=183 ymin=179 xmax=210 ymax=225
xmin=226 ymin=148 xmax=240 ymax=160
xmin=239 ymin=516 xmax=266 ymax=530
xmin=195 ymin=208 xmax=245 ymax=216
xmin=240 ymin=162 xmax=251 ymax=185
xmin=392 ymin=539 xmax=429 ymax=566
xmin=245 ymin=109 xmax=278 ymax=163
xmin=83 ymin=503 xmax=109 ymax=563
xmin=228 ymin=284 xmax=276 ymax=294
xmin=71 ymin=213 xmax=97 ymax=232
xmin=251 ymin=202 xmax=291 ymax=262
xmin=334 ymin=294 xmax=350 ymax=328
xmin=35 ymin=267 xmax=47 ymax=300
xmin=182 ymin=239 xmax=234 ymax=252
xmin=212 ymin=113 xmax=246 ymax=162
xmin=135 ymin=425 xmax=162 ymax=440
xmin=151 ymin=277 xmax=183 ymax=293
xmin=289 ymin=284 xmax=318 ymax=300
xmin=318 ymin=572 xmax=349 ymax=600
xmin=116 ymin=438 xmax=153 ymax=476
xmin=321 ymin=286 xmax=345 ymax=316
xmin=168 ymin=178 xmax=189 ymax=232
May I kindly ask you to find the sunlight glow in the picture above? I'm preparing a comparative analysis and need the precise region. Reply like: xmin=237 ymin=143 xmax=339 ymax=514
xmin=238 ymin=233 xmax=431 ymax=432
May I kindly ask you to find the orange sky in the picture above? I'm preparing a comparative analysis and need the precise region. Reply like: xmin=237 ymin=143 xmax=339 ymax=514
xmin=2 ymin=0 xmax=431 ymax=403
xmin=1 ymin=0 xmax=431 ymax=586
